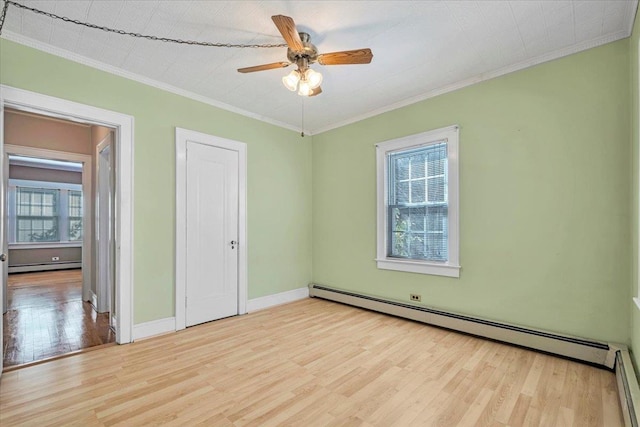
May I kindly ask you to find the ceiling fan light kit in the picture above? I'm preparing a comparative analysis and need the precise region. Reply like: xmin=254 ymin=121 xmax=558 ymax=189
xmin=282 ymin=68 xmax=323 ymax=95
xmin=238 ymin=15 xmax=373 ymax=98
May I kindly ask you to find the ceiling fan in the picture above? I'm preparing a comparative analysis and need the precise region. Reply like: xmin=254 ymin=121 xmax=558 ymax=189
xmin=238 ymin=15 xmax=373 ymax=97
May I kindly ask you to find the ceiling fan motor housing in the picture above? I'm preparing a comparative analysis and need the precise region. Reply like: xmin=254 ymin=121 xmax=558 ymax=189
xmin=287 ymin=32 xmax=318 ymax=69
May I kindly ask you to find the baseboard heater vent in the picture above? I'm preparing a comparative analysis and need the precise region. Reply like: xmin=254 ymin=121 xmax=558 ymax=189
xmin=308 ymin=284 xmax=616 ymax=369
xmin=8 ymin=262 xmax=81 ymax=273
xmin=616 ymin=349 xmax=640 ymax=427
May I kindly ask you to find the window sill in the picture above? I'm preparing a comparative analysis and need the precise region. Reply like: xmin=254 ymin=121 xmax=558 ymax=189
xmin=376 ymin=258 xmax=460 ymax=278
xmin=9 ymin=242 xmax=82 ymax=250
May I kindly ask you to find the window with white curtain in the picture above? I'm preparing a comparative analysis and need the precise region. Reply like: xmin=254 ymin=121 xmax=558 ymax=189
xmin=376 ymin=125 xmax=460 ymax=277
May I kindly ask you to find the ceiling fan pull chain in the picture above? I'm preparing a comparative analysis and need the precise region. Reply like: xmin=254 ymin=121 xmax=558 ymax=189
xmin=301 ymin=99 xmax=305 ymax=138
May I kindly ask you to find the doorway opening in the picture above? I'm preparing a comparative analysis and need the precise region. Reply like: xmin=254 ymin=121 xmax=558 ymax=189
xmin=0 ymin=85 xmax=134 ymax=375
xmin=2 ymin=110 xmax=116 ymax=368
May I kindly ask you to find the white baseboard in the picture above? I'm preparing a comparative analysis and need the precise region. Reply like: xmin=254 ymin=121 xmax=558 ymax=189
xmin=247 ymin=286 xmax=309 ymax=312
xmin=133 ymin=317 xmax=176 ymax=341
xmin=132 ymin=288 xmax=307 ymax=340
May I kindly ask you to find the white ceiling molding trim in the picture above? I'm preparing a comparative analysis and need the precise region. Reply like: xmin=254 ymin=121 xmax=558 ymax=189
xmin=1 ymin=0 xmax=638 ymax=135
xmin=0 ymin=30 xmax=301 ymax=133
xmin=311 ymin=28 xmax=633 ymax=135
xmin=626 ymin=1 xmax=640 ymax=35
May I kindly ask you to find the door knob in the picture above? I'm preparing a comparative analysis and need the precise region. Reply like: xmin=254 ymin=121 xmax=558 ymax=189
xmin=230 ymin=240 xmax=237 ymax=249
xmin=0 ymin=253 xmax=6 ymax=262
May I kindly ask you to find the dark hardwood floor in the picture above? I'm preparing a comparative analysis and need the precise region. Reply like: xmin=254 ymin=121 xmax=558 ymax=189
xmin=2 ymin=269 xmax=114 ymax=368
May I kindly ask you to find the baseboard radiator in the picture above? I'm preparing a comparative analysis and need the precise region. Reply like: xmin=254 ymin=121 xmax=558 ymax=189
xmin=309 ymin=283 xmax=639 ymax=425
xmin=8 ymin=262 xmax=81 ymax=273
xmin=616 ymin=349 xmax=640 ymax=427
xmin=308 ymin=283 xmax=616 ymax=368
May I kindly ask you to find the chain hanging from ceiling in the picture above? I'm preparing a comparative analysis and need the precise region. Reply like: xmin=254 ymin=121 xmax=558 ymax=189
xmin=0 ymin=0 xmax=287 ymax=49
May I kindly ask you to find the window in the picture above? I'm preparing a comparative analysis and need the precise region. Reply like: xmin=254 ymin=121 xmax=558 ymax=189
xmin=9 ymin=180 xmax=83 ymax=245
xmin=16 ymin=187 xmax=59 ymax=242
xmin=376 ymin=125 xmax=460 ymax=277
xmin=68 ymin=190 xmax=83 ymax=241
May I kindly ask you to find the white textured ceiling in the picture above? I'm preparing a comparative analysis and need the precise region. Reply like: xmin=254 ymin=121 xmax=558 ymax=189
xmin=1 ymin=1 xmax=637 ymax=134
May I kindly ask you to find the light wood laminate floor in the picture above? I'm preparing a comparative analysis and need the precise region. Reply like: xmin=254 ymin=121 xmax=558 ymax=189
xmin=0 ymin=298 xmax=623 ymax=426
xmin=3 ymin=269 xmax=114 ymax=368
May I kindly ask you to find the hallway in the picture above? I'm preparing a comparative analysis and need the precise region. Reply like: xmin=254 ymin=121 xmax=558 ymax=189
xmin=2 ymin=269 xmax=114 ymax=368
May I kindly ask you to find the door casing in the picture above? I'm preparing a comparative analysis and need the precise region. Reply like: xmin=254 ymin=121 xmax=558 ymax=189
xmin=0 ymin=85 xmax=135 ymax=351
xmin=175 ymin=127 xmax=248 ymax=330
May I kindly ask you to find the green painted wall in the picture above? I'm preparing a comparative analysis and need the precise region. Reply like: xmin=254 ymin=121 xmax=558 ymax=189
xmin=630 ymin=8 xmax=640 ymax=371
xmin=312 ymin=40 xmax=631 ymax=343
xmin=0 ymin=39 xmax=313 ymax=324
xmin=1 ymin=31 xmax=635 ymax=346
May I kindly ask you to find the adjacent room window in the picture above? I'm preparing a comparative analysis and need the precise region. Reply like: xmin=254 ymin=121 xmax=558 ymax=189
xmin=16 ymin=187 xmax=59 ymax=242
xmin=9 ymin=180 xmax=83 ymax=245
xmin=376 ymin=125 xmax=460 ymax=277
xmin=68 ymin=190 xmax=83 ymax=241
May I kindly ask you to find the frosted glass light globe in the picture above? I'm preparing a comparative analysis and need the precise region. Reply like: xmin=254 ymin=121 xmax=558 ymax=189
xmin=305 ymin=69 xmax=323 ymax=89
xmin=298 ymin=81 xmax=312 ymax=96
xmin=282 ymin=70 xmax=300 ymax=91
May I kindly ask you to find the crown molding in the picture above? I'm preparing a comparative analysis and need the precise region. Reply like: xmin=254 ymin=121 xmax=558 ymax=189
xmin=2 ymin=0 xmax=636 ymax=138
xmin=311 ymin=26 xmax=633 ymax=135
xmin=0 ymin=31 xmax=301 ymax=134
xmin=625 ymin=0 xmax=639 ymax=37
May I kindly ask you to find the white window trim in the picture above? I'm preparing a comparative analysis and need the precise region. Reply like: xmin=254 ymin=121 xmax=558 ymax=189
xmin=9 ymin=242 xmax=82 ymax=250
xmin=10 ymin=179 xmax=82 ymax=191
xmin=376 ymin=124 xmax=460 ymax=278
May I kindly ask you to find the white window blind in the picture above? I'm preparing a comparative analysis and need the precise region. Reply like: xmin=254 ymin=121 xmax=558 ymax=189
xmin=388 ymin=143 xmax=448 ymax=261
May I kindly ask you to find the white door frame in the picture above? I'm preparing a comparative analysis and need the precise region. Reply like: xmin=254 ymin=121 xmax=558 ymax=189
xmin=0 ymin=98 xmax=4 ymax=375
xmin=0 ymin=85 xmax=134 ymax=345
xmin=4 ymin=145 xmax=92 ymax=304
xmin=175 ymin=127 xmax=247 ymax=331
xmin=96 ymin=135 xmax=113 ymax=314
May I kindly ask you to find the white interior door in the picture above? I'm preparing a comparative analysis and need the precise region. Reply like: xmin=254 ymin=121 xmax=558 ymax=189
xmin=185 ymin=141 xmax=239 ymax=327
xmin=96 ymin=135 xmax=114 ymax=320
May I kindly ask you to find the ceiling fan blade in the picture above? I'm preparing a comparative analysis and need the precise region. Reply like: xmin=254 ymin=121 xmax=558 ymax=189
xmin=272 ymin=15 xmax=304 ymax=51
xmin=309 ymin=86 xmax=322 ymax=97
xmin=317 ymin=48 xmax=373 ymax=65
xmin=237 ymin=62 xmax=290 ymax=73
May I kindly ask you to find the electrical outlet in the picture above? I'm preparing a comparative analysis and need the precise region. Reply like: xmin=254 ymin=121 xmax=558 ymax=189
xmin=410 ymin=294 xmax=421 ymax=302
xmin=52 ymin=256 xmax=60 ymax=261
